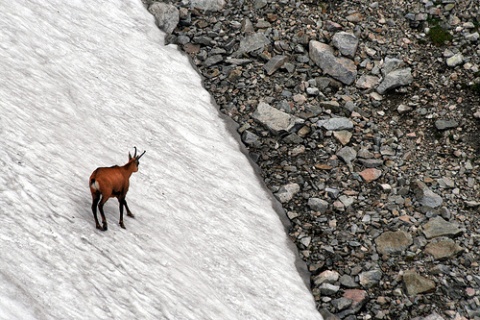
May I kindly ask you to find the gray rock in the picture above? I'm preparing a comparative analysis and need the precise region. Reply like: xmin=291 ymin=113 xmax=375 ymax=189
xmin=339 ymin=195 xmax=354 ymax=207
xmin=193 ymin=35 xmax=213 ymax=46
xmin=319 ymin=283 xmax=340 ymax=295
xmin=356 ymin=75 xmax=380 ymax=89
xmin=283 ymin=62 xmax=295 ymax=73
xmin=446 ymin=53 xmax=464 ymax=67
xmin=300 ymin=236 xmax=311 ymax=247
xmin=234 ymin=32 xmax=270 ymax=56
xmin=327 ymin=57 xmax=357 ymax=86
xmin=306 ymin=87 xmax=320 ymax=96
xmin=403 ymin=270 xmax=435 ymax=296
xmin=291 ymin=145 xmax=306 ymax=157
xmin=241 ymin=130 xmax=262 ymax=147
xmin=411 ymin=180 xmax=443 ymax=208
xmin=319 ymin=101 xmax=341 ymax=111
xmin=359 ymin=269 xmax=382 ymax=288
xmin=435 ymin=119 xmax=458 ymax=130
xmin=190 ymin=0 xmax=225 ymax=11
xmin=357 ymin=148 xmax=374 ymax=159
xmin=375 ymin=230 xmax=413 ymax=255
xmin=225 ymin=57 xmax=253 ymax=65
xmin=176 ymin=35 xmax=190 ymax=45
xmin=332 ymin=31 xmax=359 ymax=58
xmin=358 ymin=158 xmax=384 ymax=168
xmin=324 ymin=20 xmax=343 ymax=32
xmin=282 ymin=133 xmax=303 ymax=144
xmin=437 ymin=177 xmax=455 ymax=189
xmin=377 ymin=68 xmax=413 ymax=94
xmin=331 ymin=297 xmax=352 ymax=311
xmin=255 ymin=20 xmax=271 ymax=29
xmin=319 ymin=308 xmax=341 ymax=320
xmin=263 ymin=55 xmax=288 ymax=75
xmin=465 ymin=31 xmax=480 ymax=42
xmin=308 ymin=198 xmax=329 ymax=213
xmin=286 ymin=211 xmax=299 ymax=220
xmin=337 ymin=146 xmax=357 ymax=164
xmin=309 ymin=40 xmax=334 ymax=62
xmin=339 ymin=275 xmax=359 ymax=288
xmin=253 ymin=0 xmax=267 ymax=10
xmin=252 ymin=102 xmax=303 ymax=134
xmin=274 ymin=183 xmax=300 ymax=203
xmin=309 ymin=41 xmax=357 ymax=85
xmin=422 ymin=216 xmax=463 ymax=239
xmin=325 ymin=187 xmax=340 ymax=199
xmin=274 ymin=40 xmax=291 ymax=52
xmin=397 ymin=104 xmax=413 ymax=114
xmin=344 ymin=100 xmax=356 ymax=112
xmin=241 ymin=18 xmax=255 ymax=34
xmin=148 ymin=2 xmax=180 ymax=34
xmin=464 ymin=200 xmax=480 ymax=208
xmin=381 ymin=57 xmax=405 ymax=76
xmin=317 ymin=117 xmax=354 ymax=131
xmin=315 ymin=77 xmax=334 ymax=90
xmin=203 ymin=54 xmax=223 ymax=67
xmin=313 ymin=270 xmax=340 ymax=285
xmin=421 ymin=313 xmax=446 ymax=320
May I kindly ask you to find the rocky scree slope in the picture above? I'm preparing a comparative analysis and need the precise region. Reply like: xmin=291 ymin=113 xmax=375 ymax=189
xmin=144 ymin=0 xmax=480 ymax=318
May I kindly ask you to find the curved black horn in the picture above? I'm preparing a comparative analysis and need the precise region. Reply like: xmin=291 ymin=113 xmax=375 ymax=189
xmin=133 ymin=146 xmax=138 ymax=158
xmin=137 ymin=150 xmax=146 ymax=160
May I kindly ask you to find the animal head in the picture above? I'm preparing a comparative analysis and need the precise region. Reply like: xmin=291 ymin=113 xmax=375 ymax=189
xmin=128 ymin=146 xmax=146 ymax=172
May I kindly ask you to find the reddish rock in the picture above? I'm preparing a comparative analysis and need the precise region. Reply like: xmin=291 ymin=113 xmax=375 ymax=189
xmin=359 ymin=168 xmax=382 ymax=183
xmin=315 ymin=163 xmax=333 ymax=170
xmin=466 ymin=288 xmax=476 ymax=297
xmin=343 ymin=289 xmax=368 ymax=311
xmin=333 ymin=130 xmax=353 ymax=145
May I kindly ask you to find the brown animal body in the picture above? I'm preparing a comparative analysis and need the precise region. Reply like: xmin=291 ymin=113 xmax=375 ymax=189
xmin=89 ymin=147 xmax=146 ymax=230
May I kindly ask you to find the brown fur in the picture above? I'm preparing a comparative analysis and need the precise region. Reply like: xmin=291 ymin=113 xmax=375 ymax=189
xmin=89 ymin=148 xmax=145 ymax=230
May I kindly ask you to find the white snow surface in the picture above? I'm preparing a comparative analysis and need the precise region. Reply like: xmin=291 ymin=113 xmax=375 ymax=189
xmin=0 ymin=1 xmax=323 ymax=319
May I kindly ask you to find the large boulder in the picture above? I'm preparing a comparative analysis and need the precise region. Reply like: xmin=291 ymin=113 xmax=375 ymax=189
xmin=148 ymin=2 xmax=179 ymax=34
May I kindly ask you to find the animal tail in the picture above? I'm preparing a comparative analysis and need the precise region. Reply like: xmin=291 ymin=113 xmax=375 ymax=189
xmin=90 ymin=178 xmax=100 ymax=191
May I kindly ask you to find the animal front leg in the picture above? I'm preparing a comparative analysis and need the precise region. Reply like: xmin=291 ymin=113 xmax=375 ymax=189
xmin=123 ymin=199 xmax=135 ymax=218
xmin=118 ymin=199 xmax=126 ymax=229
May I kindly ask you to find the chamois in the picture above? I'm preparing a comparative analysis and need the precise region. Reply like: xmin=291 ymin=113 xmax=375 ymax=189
xmin=89 ymin=147 xmax=146 ymax=230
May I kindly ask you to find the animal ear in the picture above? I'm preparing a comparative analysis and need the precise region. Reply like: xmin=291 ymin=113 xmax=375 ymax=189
xmin=129 ymin=152 xmax=132 ymax=160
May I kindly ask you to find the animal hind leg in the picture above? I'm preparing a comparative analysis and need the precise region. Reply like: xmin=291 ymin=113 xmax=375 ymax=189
xmin=91 ymin=194 xmax=101 ymax=229
xmin=98 ymin=198 xmax=108 ymax=231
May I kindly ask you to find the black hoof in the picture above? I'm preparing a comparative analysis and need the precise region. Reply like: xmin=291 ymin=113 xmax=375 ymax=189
xmin=96 ymin=224 xmax=102 ymax=230
xmin=119 ymin=222 xmax=126 ymax=229
xmin=127 ymin=212 xmax=135 ymax=218
xmin=103 ymin=224 xmax=108 ymax=231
